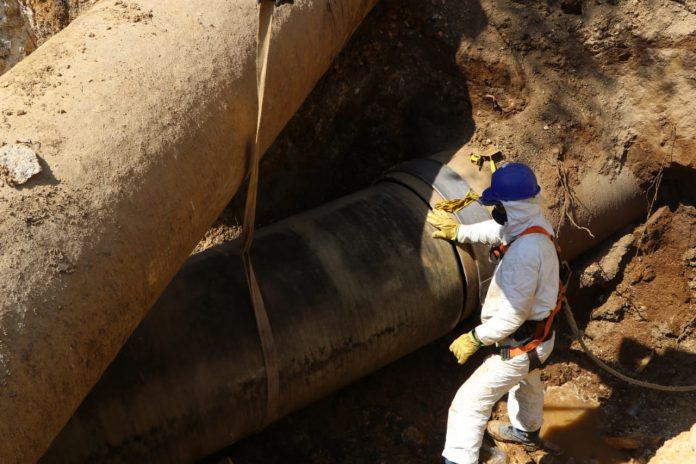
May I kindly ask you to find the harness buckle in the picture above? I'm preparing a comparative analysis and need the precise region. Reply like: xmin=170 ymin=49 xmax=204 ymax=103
xmin=499 ymin=346 xmax=511 ymax=361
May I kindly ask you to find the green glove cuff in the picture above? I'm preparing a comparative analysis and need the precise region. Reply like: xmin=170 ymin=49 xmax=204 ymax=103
xmin=469 ymin=329 xmax=483 ymax=347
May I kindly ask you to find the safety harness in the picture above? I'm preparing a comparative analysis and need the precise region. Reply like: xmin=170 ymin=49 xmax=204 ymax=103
xmin=490 ymin=226 xmax=565 ymax=363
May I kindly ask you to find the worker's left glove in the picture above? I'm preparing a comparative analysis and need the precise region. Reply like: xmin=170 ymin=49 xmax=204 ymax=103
xmin=449 ymin=330 xmax=483 ymax=365
xmin=426 ymin=209 xmax=459 ymax=241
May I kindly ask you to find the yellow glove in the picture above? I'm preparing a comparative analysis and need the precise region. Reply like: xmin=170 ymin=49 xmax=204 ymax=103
xmin=426 ymin=210 xmax=459 ymax=241
xmin=449 ymin=330 xmax=482 ymax=365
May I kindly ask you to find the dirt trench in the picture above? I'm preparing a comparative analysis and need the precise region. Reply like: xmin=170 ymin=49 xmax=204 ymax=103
xmin=2 ymin=0 xmax=696 ymax=463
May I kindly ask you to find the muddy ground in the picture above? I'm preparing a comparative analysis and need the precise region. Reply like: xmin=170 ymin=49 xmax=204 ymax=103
xmin=2 ymin=0 xmax=695 ymax=463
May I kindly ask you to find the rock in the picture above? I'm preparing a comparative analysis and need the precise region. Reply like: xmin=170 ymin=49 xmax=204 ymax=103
xmin=691 ymin=423 xmax=696 ymax=452
xmin=640 ymin=265 xmax=656 ymax=282
xmin=590 ymin=294 xmax=626 ymax=321
xmin=580 ymin=262 xmax=603 ymax=288
xmin=683 ymin=248 xmax=696 ymax=267
xmin=0 ymin=143 xmax=42 ymax=185
xmin=637 ymin=206 xmax=671 ymax=253
xmin=648 ymin=427 xmax=696 ymax=463
xmin=0 ymin=39 xmax=10 ymax=58
xmin=480 ymin=443 xmax=507 ymax=464
xmin=580 ymin=233 xmax=634 ymax=287
xmin=598 ymin=233 xmax=635 ymax=280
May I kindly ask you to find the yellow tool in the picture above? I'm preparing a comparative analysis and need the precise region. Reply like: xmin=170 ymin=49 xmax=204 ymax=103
xmin=470 ymin=147 xmax=504 ymax=172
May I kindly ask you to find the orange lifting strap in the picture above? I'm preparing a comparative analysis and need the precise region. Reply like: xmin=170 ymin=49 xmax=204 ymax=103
xmin=496 ymin=226 xmax=564 ymax=359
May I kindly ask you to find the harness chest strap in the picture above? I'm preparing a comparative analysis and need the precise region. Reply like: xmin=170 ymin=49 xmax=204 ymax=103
xmin=495 ymin=226 xmax=564 ymax=360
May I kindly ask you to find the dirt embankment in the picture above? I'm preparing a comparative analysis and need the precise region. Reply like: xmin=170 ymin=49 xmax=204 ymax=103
xmin=1 ymin=0 xmax=36 ymax=75
xmin=1 ymin=1 xmax=96 ymax=75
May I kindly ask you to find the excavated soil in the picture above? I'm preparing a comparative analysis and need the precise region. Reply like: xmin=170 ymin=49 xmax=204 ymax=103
xmin=2 ymin=0 xmax=695 ymax=463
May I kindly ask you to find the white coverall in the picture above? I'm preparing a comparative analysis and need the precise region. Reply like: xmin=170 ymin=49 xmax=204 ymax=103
xmin=442 ymin=198 xmax=560 ymax=464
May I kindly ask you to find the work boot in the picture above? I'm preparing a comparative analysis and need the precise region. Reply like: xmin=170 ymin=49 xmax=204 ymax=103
xmin=486 ymin=420 xmax=541 ymax=451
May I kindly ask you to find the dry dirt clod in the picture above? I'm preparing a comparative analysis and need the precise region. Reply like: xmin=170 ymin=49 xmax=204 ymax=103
xmin=0 ymin=143 xmax=42 ymax=185
xmin=640 ymin=265 xmax=656 ymax=282
xmin=590 ymin=294 xmax=627 ymax=322
xmin=580 ymin=233 xmax=635 ymax=287
xmin=649 ymin=425 xmax=696 ymax=463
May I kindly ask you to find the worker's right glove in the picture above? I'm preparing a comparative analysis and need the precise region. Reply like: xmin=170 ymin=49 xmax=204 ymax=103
xmin=426 ymin=209 xmax=459 ymax=241
xmin=449 ymin=330 xmax=483 ymax=365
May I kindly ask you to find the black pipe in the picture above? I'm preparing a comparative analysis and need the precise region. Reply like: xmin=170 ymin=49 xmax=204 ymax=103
xmin=43 ymin=168 xmax=481 ymax=462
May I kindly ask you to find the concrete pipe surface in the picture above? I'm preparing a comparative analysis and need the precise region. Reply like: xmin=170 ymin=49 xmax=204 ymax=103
xmin=43 ymin=149 xmax=649 ymax=462
xmin=0 ymin=1 xmax=377 ymax=461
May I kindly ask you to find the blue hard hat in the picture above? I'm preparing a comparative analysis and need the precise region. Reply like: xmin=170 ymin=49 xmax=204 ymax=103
xmin=479 ymin=162 xmax=541 ymax=205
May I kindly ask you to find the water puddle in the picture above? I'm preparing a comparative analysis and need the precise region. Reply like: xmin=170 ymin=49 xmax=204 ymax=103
xmin=541 ymin=385 xmax=628 ymax=463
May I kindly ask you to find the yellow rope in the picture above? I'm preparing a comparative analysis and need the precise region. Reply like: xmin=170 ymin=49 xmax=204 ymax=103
xmin=435 ymin=190 xmax=480 ymax=213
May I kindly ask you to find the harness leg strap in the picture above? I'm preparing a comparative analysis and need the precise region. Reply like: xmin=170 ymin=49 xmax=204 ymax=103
xmin=528 ymin=349 xmax=541 ymax=371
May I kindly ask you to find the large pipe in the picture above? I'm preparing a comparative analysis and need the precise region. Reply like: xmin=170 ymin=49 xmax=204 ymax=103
xmin=43 ymin=163 xmax=478 ymax=463
xmin=43 ymin=149 xmax=648 ymax=462
xmin=0 ymin=1 xmax=378 ymax=461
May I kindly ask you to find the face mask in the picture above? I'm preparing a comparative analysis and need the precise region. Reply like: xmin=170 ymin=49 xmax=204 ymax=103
xmin=492 ymin=203 xmax=508 ymax=225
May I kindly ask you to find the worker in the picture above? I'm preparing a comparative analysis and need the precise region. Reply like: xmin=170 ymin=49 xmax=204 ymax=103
xmin=426 ymin=162 xmax=561 ymax=464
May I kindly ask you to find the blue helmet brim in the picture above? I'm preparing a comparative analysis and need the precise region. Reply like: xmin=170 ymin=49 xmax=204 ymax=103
xmin=479 ymin=185 xmax=541 ymax=205
xmin=479 ymin=187 xmax=500 ymax=206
